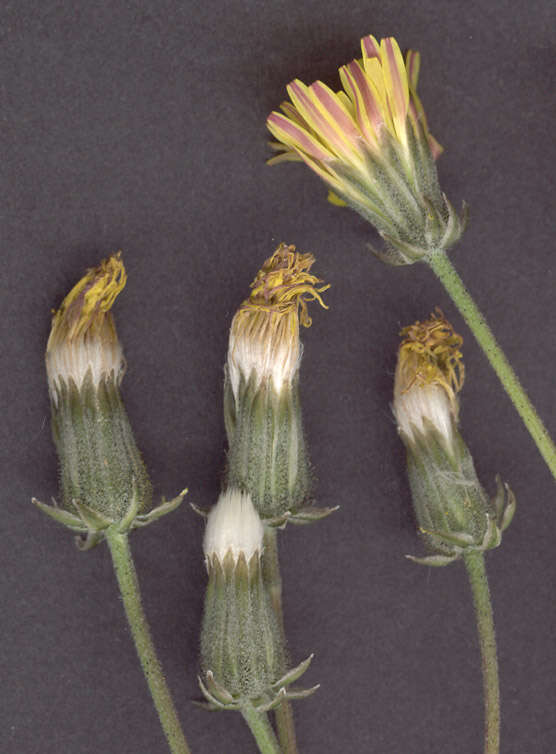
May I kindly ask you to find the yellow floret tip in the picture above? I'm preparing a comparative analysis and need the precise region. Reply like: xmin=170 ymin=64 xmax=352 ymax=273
xmin=240 ymin=243 xmax=330 ymax=328
xmin=51 ymin=252 xmax=126 ymax=344
xmin=398 ymin=308 xmax=464 ymax=401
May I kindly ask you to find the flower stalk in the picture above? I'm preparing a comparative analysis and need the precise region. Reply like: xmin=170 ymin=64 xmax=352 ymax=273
xmin=106 ymin=528 xmax=192 ymax=754
xmin=463 ymin=550 xmax=500 ymax=754
xmin=263 ymin=528 xmax=298 ymax=754
xmin=240 ymin=704 xmax=282 ymax=754
xmin=427 ymin=248 xmax=556 ymax=481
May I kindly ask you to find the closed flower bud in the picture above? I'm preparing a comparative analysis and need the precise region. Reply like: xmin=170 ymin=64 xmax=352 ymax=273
xmin=37 ymin=254 xmax=153 ymax=546
xmin=224 ymin=243 xmax=329 ymax=520
xmin=200 ymin=489 xmax=285 ymax=703
xmin=393 ymin=310 xmax=515 ymax=565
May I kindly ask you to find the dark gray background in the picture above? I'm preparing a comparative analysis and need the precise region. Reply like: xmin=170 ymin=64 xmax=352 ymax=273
xmin=2 ymin=1 xmax=555 ymax=752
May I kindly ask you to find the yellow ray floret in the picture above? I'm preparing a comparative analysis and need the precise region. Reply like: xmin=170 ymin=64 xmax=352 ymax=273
xmin=49 ymin=253 xmax=126 ymax=348
xmin=267 ymin=34 xmax=441 ymax=182
xmin=397 ymin=308 xmax=464 ymax=401
xmin=239 ymin=243 xmax=330 ymax=328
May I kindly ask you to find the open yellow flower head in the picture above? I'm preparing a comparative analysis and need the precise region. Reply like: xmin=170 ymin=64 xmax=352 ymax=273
xmin=393 ymin=309 xmax=464 ymax=448
xmin=227 ymin=243 xmax=329 ymax=397
xmin=46 ymin=253 xmax=126 ymax=402
xmin=267 ymin=35 xmax=465 ymax=264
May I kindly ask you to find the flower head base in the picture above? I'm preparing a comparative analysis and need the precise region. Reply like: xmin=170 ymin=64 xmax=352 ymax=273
xmin=228 ymin=243 xmax=329 ymax=398
xmin=394 ymin=309 xmax=464 ymax=449
xmin=46 ymin=253 xmax=126 ymax=403
xmin=267 ymin=35 xmax=466 ymax=264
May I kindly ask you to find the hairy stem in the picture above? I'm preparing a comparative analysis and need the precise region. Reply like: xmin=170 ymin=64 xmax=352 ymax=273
xmin=428 ymin=249 xmax=556 ymax=480
xmin=263 ymin=528 xmax=298 ymax=754
xmin=463 ymin=551 xmax=500 ymax=754
xmin=241 ymin=704 xmax=282 ymax=754
xmin=106 ymin=529 xmax=191 ymax=754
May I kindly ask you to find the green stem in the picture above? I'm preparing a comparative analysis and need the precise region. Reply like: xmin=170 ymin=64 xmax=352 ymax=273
xmin=427 ymin=249 xmax=556 ymax=480
xmin=263 ymin=528 xmax=298 ymax=754
xmin=106 ymin=529 xmax=191 ymax=754
xmin=241 ymin=704 xmax=282 ymax=754
xmin=463 ymin=551 xmax=500 ymax=754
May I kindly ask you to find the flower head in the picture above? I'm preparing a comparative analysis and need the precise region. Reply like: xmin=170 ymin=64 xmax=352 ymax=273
xmin=392 ymin=310 xmax=515 ymax=565
xmin=34 ymin=253 xmax=165 ymax=544
xmin=267 ymin=35 xmax=465 ymax=264
xmin=393 ymin=309 xmax=464 ymax=449
xmin=200 ymin=488 xmax=285 ymax=703
xmin=227 ymin=242 xmax=329 ymax=398
xmin=46 ymin=253 xmax=126 ymax=402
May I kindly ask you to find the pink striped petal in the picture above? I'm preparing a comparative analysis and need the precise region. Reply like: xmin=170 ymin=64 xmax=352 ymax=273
xmin=287 ymin=80 xmax=360 ymax=160
xmin=361 ymin=34 xmax=381 ymax=59
xmin=381 ymin=37 xmax=409 ymax=129
xmin=406 ymin=50 xmax=421 ymax=91
xmin=340 ymin=60 xmax=384 ymax=144
xmin=266 ymin=112 xmax=333 ymax=162
xmin=309 ymin=80 xmax=361 ymax=142
xmin=280 ymin=101 xmax=310 ymax=129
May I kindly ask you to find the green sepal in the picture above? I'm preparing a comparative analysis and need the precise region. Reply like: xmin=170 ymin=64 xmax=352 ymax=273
xmin=491 ymin=475 xmax=516 ymax=532
xmin=380 ymin=233 xmax=427 ymax=265
xmin=286 ymin=505 xmax=339 ymax=525
xmin=32 ymin=486 xmax=187 ymax=550
xmin=420 ymin=528 xmax=477 ymax=549
xmin=75 ymin=529 xmax=106 ymax=551
xmin=197 ymin=674 xmax=230 ymax=710
xmin=279 ymin=685 xmax=320 ymax=701
xmin=255 ymin=687 xmax=288 ymax=713
xmin=132 ymin=489 xmax=188 ymax=528
xmin=271 ymin=653 xmax=314 ymax=690
xmin=264 ymin=505 xmax=339 ymax=528
xmin=204 ymin=671 xmax=236 ymax=706
xmin=367 ymin=241 xmax=409 ymax=267
xmin=198 ymin=651 xmax=319 ymax=712
xmin=190 ymin=501 xmax=209 ymax=519
xmin=31 ymin=497 xmax=89 ymax=533
xmin=406 ymin=553 xmax=459 ymax=567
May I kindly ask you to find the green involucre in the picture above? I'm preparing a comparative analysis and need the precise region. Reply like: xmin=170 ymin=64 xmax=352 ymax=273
xmin=201 ymin=551 xmax=285 ymax=702
xmin=224 ymin=372 xmax=311 ymax=519
xmin=51 ymin=371 xmax=152 ymax=522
